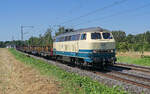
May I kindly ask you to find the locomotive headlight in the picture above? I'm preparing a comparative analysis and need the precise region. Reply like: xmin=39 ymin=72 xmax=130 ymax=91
xmin=110 ymin=49 xmax=114 ymax=53
xmin=93 ymin=50 xmax=97 ymax=53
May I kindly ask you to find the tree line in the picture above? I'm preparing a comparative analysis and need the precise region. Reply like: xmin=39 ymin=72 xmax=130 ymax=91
xmin=0 ymin=27 xmax=149 ymax=52
xmin=112 ymin=30 xmax=150 ymax=52
xmin=0 ymin=28 xmax=53 ymax=48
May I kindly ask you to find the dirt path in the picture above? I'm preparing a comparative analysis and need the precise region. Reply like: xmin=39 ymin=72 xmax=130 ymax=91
xmin=0 ymin=49 xmax=60 ymax=94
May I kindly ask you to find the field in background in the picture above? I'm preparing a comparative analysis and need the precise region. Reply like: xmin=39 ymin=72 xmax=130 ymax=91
xmin=117 ymin=52 xmax=150 ymax=66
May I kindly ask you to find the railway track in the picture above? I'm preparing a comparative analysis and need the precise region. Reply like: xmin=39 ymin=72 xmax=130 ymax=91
xmin=110 ymin=70 xmax=150 ymax=82
xmin=116 ymin=63 xmax=150 ymax=70
xmin=115 ymin=63 xmax=150 ymax=74
xmin=21 ymin=51 xmax=150 ymax=93
xmin=75 ymin=65 xmax=150 ymax=89
xmin=70 ymin=64 xmax=150 ymax=89
xmin=32 ymin=53 xmax=150 ymax=89
xmin=94 ymin=70 xmax=150 ymax=89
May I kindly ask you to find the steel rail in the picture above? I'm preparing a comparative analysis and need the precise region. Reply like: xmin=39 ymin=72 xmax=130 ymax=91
xmin=94 ymin=71 xmax=150 ymax=89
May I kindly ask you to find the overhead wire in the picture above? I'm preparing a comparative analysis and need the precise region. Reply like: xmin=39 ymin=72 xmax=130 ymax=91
xmin=72 ymin=2 xmax=150 ymax=27
xmin=60 ymin=0 xmax=128 ymax=25
xmin=54 ymin=0 xmax=84 ymax=24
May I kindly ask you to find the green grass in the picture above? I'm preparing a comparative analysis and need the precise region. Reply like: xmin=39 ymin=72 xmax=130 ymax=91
xmin=9 ymin=49 xmax=127 ymax=94
xmin=117 ymin=56 xmax=150 ymax=66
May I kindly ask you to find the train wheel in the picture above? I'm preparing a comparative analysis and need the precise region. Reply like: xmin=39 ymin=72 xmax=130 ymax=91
xmin=55 ymin=56 xmax=58 ymax=61
xmin=76 ymin=58 xmax=82 ymax=68
xmin=100 ymin=63 xmax=105 ymax=70
xmin=70 ymin=57 xmax=75 ymax=67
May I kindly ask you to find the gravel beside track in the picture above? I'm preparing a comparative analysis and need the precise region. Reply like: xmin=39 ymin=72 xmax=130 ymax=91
xmin=21 ymin=51 xmax=150 ymax=94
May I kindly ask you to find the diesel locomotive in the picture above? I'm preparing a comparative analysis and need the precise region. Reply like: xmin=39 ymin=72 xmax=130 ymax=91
xmin=17 ymin=27 xmax=117 ymax=68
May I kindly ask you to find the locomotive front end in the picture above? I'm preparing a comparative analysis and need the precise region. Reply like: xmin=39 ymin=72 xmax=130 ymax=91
xmin=90 ymin=31 xmax=116 ymax=65
xmin=78 ymin=30 xmax=117 ymax=66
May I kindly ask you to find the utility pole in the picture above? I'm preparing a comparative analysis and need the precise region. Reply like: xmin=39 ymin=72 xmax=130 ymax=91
xmin=20 ymin=25 xmax=34 ymax=41
xmin=142 ymin=32 xmax=146 ymax=57
xmin=21 ymin=26 xmax=23 ymax=41
xmin=12 ymin=35 xmax=14 ymax=41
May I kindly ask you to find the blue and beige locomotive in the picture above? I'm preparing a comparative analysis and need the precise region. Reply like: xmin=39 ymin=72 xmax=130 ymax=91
xmin=53 ymin=27 xmax=116 ymax=67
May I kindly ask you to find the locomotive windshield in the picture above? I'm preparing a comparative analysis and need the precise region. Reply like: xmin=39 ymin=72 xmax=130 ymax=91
xmin=91 ymin=33 xmax=101 ymax=39
xmin=81 ymin=34 xmax=86 ymax=40
xmin=102 ymin=33 xmax=112 ymax=39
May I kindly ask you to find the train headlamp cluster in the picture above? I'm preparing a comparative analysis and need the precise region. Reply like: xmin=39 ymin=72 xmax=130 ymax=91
xmin=110 ymin=49 xmax=114 ymax=53
xmin=93 ymin=50 xmax=97 ymax=53
xmin=92 ymin=49 xmax=114 ymax=53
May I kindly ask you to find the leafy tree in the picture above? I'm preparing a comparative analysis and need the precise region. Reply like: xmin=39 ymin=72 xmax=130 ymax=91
xmin=0 ymin=41 xmax=5 ymax=48
xmin=43 ymin=28 xmax=53 ymax=46
xmin=112 ymin=31 xmax=126 ymax=42
xmin=28 ymin=37 xmax=39 ymax=46
xmin=145 ymin=31 xmax=150 ymax=44
xmin=55 ymin=27 xmax=65 ymax=36
xmin=125 ymin=34 xmax=135 ymax=44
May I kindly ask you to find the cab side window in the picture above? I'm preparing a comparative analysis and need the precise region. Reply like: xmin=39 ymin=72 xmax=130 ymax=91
xmin=81 ymin=34 xmax=86 ymax=40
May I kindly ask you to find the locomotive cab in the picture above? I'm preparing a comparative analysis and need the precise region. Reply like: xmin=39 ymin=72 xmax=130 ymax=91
xmin=78 ymin=30 xmax=116 ymax=66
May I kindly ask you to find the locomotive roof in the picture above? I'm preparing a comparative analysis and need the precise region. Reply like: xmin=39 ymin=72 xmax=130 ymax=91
xmin=56 ymin=27 xmax=109 ymax=38
xmin=74 ymin=27 xmax=102 ymax=32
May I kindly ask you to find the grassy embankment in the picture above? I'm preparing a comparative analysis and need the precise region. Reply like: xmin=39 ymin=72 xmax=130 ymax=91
xmin=9 ymin=48 xmax=127 ymax=94
xmin=117 ymin=52 xmax=150 ymax=66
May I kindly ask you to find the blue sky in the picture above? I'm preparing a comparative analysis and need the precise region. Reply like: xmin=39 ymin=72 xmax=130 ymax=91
xmin=0 ymin=0 xmax=150 ymax=41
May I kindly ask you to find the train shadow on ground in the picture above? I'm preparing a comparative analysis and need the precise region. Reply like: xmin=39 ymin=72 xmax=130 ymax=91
xmin=82 ymin=65 xmax=132 ymax=73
